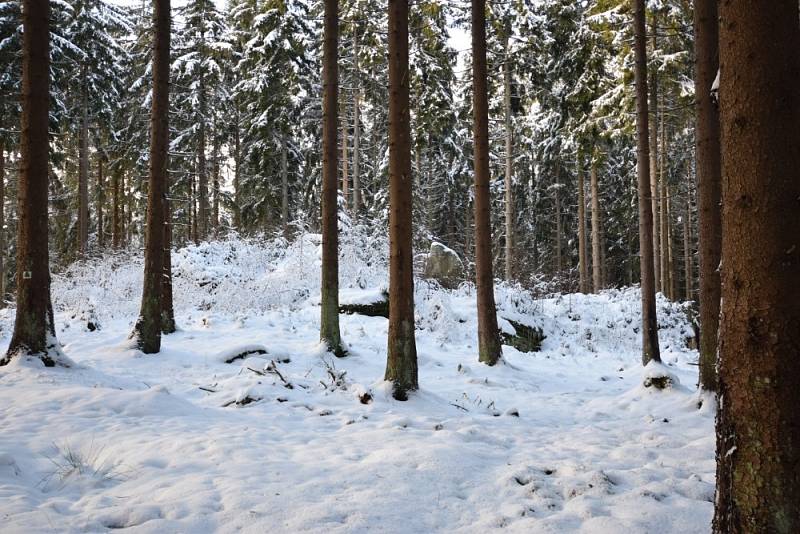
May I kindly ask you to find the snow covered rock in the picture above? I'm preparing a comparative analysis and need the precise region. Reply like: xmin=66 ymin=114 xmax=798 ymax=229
xmin=423 ymin=242 xmax=464 ymax=289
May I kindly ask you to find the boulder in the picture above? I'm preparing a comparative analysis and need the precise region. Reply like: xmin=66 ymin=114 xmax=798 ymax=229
xmin=423 ymin=242 xmax=464 ymax=289
xmin=501 ymin=318 xmax=545 ymax=353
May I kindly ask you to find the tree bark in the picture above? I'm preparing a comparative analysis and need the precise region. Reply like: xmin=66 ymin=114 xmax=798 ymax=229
xmin=320 ymin=0 xmax=344 ymax=357
xmin=713 ymin=2 xmax=800 ymax=530
xmin=385 ymin=0 xmax=418 ymax=397
xmin=78 ymin=64 xmax=89 ymax=256
xmin=503 ymin=34 xmax=513 ymax=282
xmin=472 ymin=0 xmax=502 ymax=366
xmin=3 ymin=0 xmax=60 ymax=365
xmin=131 ymin=0 xmax=169 ymax=354
xmin=659 ymin=121 xmax=669 ymax=297
xmin=631 ymin=0 xmax=660 ymax=365
xmin=694 ymin=0 xmax=721 ymax=392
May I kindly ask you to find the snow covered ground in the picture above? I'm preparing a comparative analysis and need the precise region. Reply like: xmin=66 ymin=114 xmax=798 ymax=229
xmin=0 ymin=232 xmax=715 ymax=533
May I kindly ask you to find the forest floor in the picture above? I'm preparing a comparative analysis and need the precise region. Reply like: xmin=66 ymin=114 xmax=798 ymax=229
xmin=0 ymin=233 xmax=715 ymax=533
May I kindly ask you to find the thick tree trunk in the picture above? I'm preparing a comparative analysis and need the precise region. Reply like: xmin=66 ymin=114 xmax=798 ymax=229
xmin=503 ymin=35 xmax=513 ymax=282
xmin=577 ymin=150 xmax=588 ymax=293
xmin=320 ymin=0 xmax=344 ymax=357
xmin=649 ymin=14 xmax=660 ymax=294
xmin=3 ymin=0 xmax=60 ymax=365
xmin=713 ymin=3 xmax=800 ymax=530
xmin=197 ymin=74 xmax=207 ymax=240
xmin=385 ymin=0 xmax=418 ymax=397
xmin=131 ymin=0 xmax=169 ymax=354
xmin=281 ymin=136 xmax=289 ymax=236
xmin=112 ymin=165 xmax=121 ymax=249
xmin=694 ymin=0 xmax=721 ymax=392
xmin=78 ymin=65 xmax=89 ymax=256
xmin=590 ymin=157 xmax=602 ymax=292
xmin=472 ymin=0 xmax=502 ymax=366
xmin=96 ymin=154 xmax=104 ymax=249
xmin=631 ymin=0 xmax=660 ymax=365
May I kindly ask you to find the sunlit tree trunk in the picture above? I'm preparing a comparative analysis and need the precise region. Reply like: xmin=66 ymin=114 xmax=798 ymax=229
xmin=713 ymin=2 xmax=800 ymax=530
xmin=631 ymin=0 xmax=660 ymax=365
xmin=131 ymin=0 xmax=170 ymax=354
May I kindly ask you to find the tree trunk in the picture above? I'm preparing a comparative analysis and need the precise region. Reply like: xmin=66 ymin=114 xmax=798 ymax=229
xmin=131 ymin=0 xmax=169 ymax=354
xmin=0 ymin=141 xmax=5 ymax=305
xmin=666 ymin=183 xmax=675 ymax=300
xmin=3 ymin=0 xmax=60 ymax=365
xmin=503 ymin=35 xmax=513 ymax=282
xmin=713 ymin=3 xmax=800 ymax=530
xmin=233 ymin=111 xmax=241 ymax=231
xmin=631 ymin=0 xmax=660 ymax=365
xmin=649 ymin=14 xmax=661 ymax=294
xmin=590 ymin=156 xmax=602 ymax=292
xmin=320 ymin=0 xmax=344 ymax=357
xmin=577 ymin=149 xmax=588 ymax=293
xmin=577 ymin=154 xmax=589 ymax=293
xmin=96 ymin=154 xmax=104 ymax=249
xmin=197 ymin=73 xmax=208 ymax=240
xmin=694 ymin=0 xmax=721 ymax=393
xmin=161 ymin=189 xmax=175 ymax=334
xmin=385 ymin=0 xmax=418 ymax=397
xmin=554 ymin=168 xmax=562 ymax=275
xmin=659 ymin=121 xmax=669 ymax=296
xmin=112 ymin=164 xmax=121 ymax=249
xmin=281 ymin=135 xmax=289 ymax=236
xmin=341 ymin=97 xmax=349 ymax=210
xmin=78 ymin=64 xmax=89 ymax=256
xmin=472 ymin=0 xmax=502 ymax=366
xmin=352 ymin=27 xmax=361 ymax=216
xmin=212 ymin=117 xmax=219 ymax=233
xmin=683 ymin=195 xmax=692 ymax=302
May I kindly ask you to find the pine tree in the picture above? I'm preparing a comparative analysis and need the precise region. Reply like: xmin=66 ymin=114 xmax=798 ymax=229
xmin=385 ymin=0 xmax=418 ymax=400
xmin=471 ymin=0 xmax=502 ymax=366
xmin=694 ymin=0 xmax=721 ymax=393
xmin=2 ymin=0 xmax=63 ymax=366
xmin=631 ymin=0 xmax=660 ymax=365
xmin=131 ymin=0 xmax=170 ymax=354
xmin=319 ymin=0 xmax=344 ymax=357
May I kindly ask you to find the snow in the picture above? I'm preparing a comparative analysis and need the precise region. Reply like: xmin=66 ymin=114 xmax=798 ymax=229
xmin=0 ymin=234 xmax=715 ymax=533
